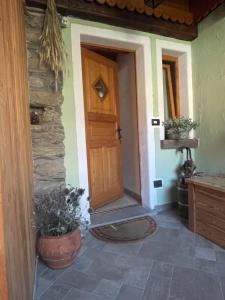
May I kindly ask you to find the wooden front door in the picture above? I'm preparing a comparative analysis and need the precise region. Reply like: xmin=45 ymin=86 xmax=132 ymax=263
xmin=82 ymin=48 xmax=123 ymax=209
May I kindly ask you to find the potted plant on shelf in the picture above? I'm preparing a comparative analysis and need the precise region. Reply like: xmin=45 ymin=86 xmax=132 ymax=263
xmin=33 ymin=185 xmax=86 ymax=269
xmin=163 ymin=117 xmax=199 ymax=140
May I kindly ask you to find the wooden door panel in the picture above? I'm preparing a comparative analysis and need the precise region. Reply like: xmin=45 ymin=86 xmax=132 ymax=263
xmin=88 ymin=121 xmax=118 ymax=145
xmin=82 ymin=47 xmax=123 ymax=209
xmin=104 ymin=146 xmax=123 ymax=196
xmin=83 ymin=52 xmax=117 ymax=115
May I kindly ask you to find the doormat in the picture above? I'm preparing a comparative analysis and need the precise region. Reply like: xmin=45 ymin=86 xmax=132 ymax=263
xmin=89 ymin=216 xmax=157 ymax=242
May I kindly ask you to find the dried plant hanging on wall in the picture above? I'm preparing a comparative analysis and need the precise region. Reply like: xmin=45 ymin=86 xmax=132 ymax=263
xmin=40 ymin=0 xmax=64 ymax=91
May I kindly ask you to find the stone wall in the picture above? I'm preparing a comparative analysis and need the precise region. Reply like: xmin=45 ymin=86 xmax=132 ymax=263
xmin=25 ymin=8 xmax=65 ymax=195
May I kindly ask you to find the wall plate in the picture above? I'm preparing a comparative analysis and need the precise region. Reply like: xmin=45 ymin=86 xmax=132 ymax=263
xmin=153 ymin=179 xmax=163 ymax=189
xmin=151 ymin=118 xmax=160 ymax=126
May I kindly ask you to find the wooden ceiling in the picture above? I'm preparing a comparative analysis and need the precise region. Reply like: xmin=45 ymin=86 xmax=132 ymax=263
xmin=26 ymin=0 xmax=224 ymax=41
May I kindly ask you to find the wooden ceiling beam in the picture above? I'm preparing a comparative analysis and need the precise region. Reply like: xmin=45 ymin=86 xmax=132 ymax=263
xmin=190 ymin=0 xmax=224 ymax=23
xmin=26 ymin=0 xmax=198 ymax=41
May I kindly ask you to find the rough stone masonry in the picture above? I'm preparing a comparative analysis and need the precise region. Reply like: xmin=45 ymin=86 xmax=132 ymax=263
xmin=25 ymin=8 xmax=66 ymax=196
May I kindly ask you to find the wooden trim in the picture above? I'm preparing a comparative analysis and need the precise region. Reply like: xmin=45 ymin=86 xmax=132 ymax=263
xmin=26 ymin=0 xmax=198 ymax=41
xmin=163 ymin=64 xmax=176 ymax=119
xmin=124 ymin=188 xmax=142 ymax=204
xmin=160 ymin=138 xmax=200 ymax=149
xmin=163 ymin=54 xmax=180 ymax=118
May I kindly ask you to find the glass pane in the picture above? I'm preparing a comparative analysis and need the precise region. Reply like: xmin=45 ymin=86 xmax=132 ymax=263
xmin=94 ymin=78 xmax=108 ymax=99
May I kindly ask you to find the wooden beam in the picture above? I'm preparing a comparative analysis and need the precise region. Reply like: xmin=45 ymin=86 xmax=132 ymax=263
xmin=26 ymin=0 xmax=198 ymax=41
xmin=190 ymin=0 xmax=224 ymax=23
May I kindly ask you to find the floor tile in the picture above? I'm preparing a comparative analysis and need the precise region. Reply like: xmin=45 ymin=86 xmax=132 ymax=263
xmin=142 ymin=275 xmax=170 ymax=300
xmin=103 ymin=240 xmax=143 ymax=256
xmin=38 ymin=283 xmax=72 ymax=300
xmin=124 ymin=266 xmax=151 ymax=289
xmin=216 ymin=251 xmax=225 ymax=277
xmin=115 ymin=255 xmax=153 ymax=269
xmin=116 ymin=285 xmax=144 ymax=300
xmin=195 ymin=246 xmax=216 ymax=261
xmin=150 ymin=261 xmax=173 ymax=278
xmin=54 ymin=270 xmax=101 ymax=292
xmin=87 ymin=258 xmax=128 ymax=283
xmin=170 ymin=266 xmax=223 ymax=300
xmin=64 ymin=287 xmax=112 ymax=300
xmin=93 ymin=279 xmax=122 ymax=299
xmin=36 ymin=277 xmax=53 ymax=299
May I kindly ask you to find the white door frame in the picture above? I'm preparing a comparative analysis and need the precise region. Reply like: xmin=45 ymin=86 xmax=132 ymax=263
xmin=71 ymin=23 xmax=156 ymax=216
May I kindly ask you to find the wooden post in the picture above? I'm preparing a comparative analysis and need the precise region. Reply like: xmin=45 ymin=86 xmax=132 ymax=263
xmin=0 ymin=1 xmax=35 ymax=299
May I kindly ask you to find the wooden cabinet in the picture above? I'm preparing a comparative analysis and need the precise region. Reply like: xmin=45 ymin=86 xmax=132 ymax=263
xmin=188 ymin=176 xmax=225 ymax=248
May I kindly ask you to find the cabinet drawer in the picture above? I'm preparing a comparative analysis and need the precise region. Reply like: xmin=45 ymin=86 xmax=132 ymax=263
xmin=195 ymin=187 xmax=225 ymax=219
xmin=196 ymin=220 xmax=225 ymax=248
xmin=196 ymin=209 xmax=225 ymax=233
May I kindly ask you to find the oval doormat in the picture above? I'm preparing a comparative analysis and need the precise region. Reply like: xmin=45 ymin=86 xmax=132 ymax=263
xmin=89 ymin=216 xmax=157 ymax=242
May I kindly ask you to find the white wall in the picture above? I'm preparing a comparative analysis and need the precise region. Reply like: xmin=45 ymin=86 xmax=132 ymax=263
xmin=118 ymin=53 xmax=141 ymax=196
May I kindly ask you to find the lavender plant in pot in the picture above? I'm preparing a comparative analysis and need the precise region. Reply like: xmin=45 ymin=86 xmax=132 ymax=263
xmin=33 ymin=185 xmax=86 ymax=269
xmin=163 ymin=117 xmax=199 ymax=140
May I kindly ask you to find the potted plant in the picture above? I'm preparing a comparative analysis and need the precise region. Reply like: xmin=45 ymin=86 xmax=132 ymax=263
xmin=33 ymin=185 xmax=86 ymax=269
xmin=163 ymin=117 xmax=199 ymax=140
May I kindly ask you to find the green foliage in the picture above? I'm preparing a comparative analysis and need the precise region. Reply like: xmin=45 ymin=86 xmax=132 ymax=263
xmin=163 ymin=117 xmax=199 ymax=134
xmin=33 ymin=185 xmax=87 ymax=237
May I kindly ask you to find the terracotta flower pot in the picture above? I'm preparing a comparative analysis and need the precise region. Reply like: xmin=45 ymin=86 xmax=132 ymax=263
xmin=37 ymin=228 xmax=82 ymax=269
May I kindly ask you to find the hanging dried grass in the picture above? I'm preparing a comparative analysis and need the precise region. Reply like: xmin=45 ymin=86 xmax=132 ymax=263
xmin=40 ymin=0 xmax=64 ymax=91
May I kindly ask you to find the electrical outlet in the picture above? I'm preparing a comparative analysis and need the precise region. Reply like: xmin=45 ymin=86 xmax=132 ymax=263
xmin=153 ymin=179 xmax=163 ymax=189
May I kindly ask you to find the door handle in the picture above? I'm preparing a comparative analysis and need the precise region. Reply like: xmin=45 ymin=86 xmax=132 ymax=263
xmin=116 ymin=127 xmax=122 ymax=143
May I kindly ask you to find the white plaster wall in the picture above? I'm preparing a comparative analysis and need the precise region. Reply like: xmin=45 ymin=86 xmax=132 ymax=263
xmin=118 ymin=53 xmax=141 ymax=195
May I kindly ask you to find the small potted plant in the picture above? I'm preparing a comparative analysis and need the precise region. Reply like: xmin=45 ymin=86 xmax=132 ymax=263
xmin=163 ymin=117 xmax=199 ymax=140
xmin=33 ymin=185 xmax=86 ymax=269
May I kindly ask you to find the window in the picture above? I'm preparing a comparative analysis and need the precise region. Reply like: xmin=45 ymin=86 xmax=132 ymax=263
xmin=162 ymin=55 xmax=180 ymax=119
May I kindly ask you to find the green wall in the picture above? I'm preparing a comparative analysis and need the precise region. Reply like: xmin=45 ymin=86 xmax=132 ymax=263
xmin=62 ymin=18 xmax=190 ymax=206
xmin=192 ymin=5 xmax=225 ymax=174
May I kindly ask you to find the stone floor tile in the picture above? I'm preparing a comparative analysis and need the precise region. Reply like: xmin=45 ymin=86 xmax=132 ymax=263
xmin=196 ymin=235 xmax=214 ymax=249
xmin=36 ymin=277 xmax=53 ymax=299
xmin=37 ymin=259 xmax=48 ymax=276
xmin=195 ymin=246 xmax=216 ymax=261
xmin=124 ymin=266 xmax=151 ymax=289
xmin=170 ymin=266 xmax=223 ymax=300
xmin=216 ymin=251 xmax=225 ymax=277
xmin=93 ymin=279 xmax=122 ymax=299
xmin=38 ymin=283 xmax=72 ymax=300
xmin=87 ymin=258 xmax=128 ymax=283
xmin=142 ymin=275 xmax=170 ymax=300
xmin=115 ymin=255 xmax=153 ymax=269
xmin=220 ymin=277 xmax=225 ymax=299
xmin=54 ymin=270 xmax=101 ymax=292
xmin=194 ymin=257 xmax=217 ymax=274
xmin=150 ymin=261 xmax=173 ymax=278
xmin=116 ymin=285 xmax=144 ymax=300
xmin=103 ymin=240 xmax=143 ymax=256
xmin=64 ymin=287 xmax=112 ymax=300
xmin=69 ymin=254 xmax=93 ymax=273
xmin=40 ymin=267 xmax=65 ymax=281
xmin=138 ymin=239 xmax=177 ymax=264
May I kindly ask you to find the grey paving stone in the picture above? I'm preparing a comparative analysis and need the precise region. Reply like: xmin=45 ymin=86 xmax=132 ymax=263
xmin=138 ymin=239 xmax=178 ymax=264
xmin=196 ymin=235 xmax=214 ymax=249
xmin=36 ymin=277 xmax=52 ymax=299
xmin=103 ymin=240 xmax=143 ymax=256
xmin=150 ymin=261 xmax=173 ymax=278
xmin=124 ymin=266 xmax=151 ymax=289
xmin=54 ymin=270 xmax=101 ymax=292
xmin=170 ymin=266 xmax=223 ymax=300
xmin=142 ymin=275 xmax=170 ymax=300
xmin=195 ymin=246 xmax=216 ymax=261
xmin=216 ymin=251 xmax=225 ymax=277
xmin=38 ymin=283 xmax=72 ymax=300
xmin=116 ymin=285 xmax=144 ymax=300
xmin=64 ymin=287 xmax=112 ymax=300
xmin=37 ymin=259 xmax=48 ymax=276
xmin=115 ymin=255 xmax=153 ymax=269
xmin=69 ymin=255 xmax=93 ymax=273
xmin=83 ymin=247 xmax=118 ymax=265
xmin=40 ymin=267 xmax=65 ymax=281
xmin=93 ymin=279 xmax=122 ymax=299
xmin=87 ymin=258 xmax=127 ymax=283
xmin=220 ymin=277 xmax=225 ymax=299
xmin=194 ymin=257 xmax=217 ymax=274
xmin=147 ymin=227 xmax=180 ymax=245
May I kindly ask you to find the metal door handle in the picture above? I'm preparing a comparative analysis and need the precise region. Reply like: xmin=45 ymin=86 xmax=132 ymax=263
xmin=116 ymin=127 xmax=122 ymax=143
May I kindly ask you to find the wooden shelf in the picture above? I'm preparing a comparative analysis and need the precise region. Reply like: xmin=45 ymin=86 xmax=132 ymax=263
xmin=160 ymin=138 xmax=200 ymax=149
